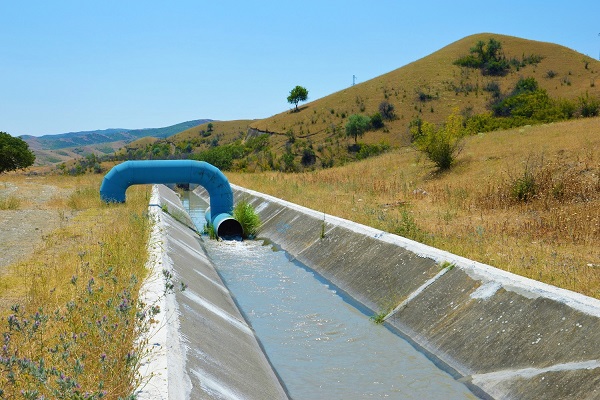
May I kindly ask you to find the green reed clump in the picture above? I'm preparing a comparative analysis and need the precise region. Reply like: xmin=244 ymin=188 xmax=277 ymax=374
xmin=233 ymin=199 xmax=261 ymax=239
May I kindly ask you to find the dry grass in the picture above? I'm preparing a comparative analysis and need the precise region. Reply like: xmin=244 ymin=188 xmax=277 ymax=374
xmin=0 ymin=196 xmax=21 ymax=210
xmin=0 ymin=173 xmax=153 ymax=399
xmin=228 ymin=117 xmax=600 ymax=298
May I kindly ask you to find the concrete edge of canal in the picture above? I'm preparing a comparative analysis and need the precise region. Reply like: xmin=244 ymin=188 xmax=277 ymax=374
xmin=194 ymin=183 xmax=600 ymax=400
xmin=136 ymin=185 xmax=289 ymax=399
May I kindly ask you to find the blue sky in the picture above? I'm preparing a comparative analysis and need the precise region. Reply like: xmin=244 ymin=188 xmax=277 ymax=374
xmin=1 ymin=1 xmax=599 ymax=137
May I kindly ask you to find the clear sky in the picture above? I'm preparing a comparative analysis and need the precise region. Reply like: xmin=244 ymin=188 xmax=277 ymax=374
xmin=1 ymin=1 xmax=599 ymax=137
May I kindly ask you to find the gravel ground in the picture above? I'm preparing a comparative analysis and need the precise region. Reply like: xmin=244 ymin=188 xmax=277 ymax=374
xmin=0 ymin=177 xmax=74 ymax=272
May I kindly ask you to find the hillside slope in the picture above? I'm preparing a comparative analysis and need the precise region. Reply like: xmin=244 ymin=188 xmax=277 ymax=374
xmin=250 ymin=32 xmax=599 ymax=146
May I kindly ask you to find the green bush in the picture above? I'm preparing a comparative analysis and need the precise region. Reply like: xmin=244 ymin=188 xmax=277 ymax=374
xmin=578 ymin=92 xmax=600 ymax=117
xmin=301 ymin=147 xmax=316 ymax=166
xmin=233 ymin=200 xmax=261 ymax=239
xmin=356 ymin=142 xmax=390 ymax=160
xmin=370 ymin=112 xmax=384 ymax=129
xmin=484 ymin=81 xmax=501 ymax=98
xmin=192 ymin=144 xmax=244 ymax=170
xmin=454 ymin=38 xmax=510 ymax=76
xmin=413 ymin=112 xmax=464 ymax=170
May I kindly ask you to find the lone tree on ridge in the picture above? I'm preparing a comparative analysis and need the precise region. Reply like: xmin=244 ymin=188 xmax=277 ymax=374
xmin=287 ymin=85 xmax=308 ymax=112
xmin=0 ymin=132 xmax=35 ymax=173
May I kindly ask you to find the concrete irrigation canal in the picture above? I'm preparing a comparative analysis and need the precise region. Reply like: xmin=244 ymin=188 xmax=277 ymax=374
xmin=183 ymin=192 xmax=477 ymax=399
xmin=104 ymin=160 xmax=600 ymax=399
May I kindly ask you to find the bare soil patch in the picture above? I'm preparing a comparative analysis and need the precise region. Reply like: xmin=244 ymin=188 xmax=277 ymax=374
xmin=0 ymin=174 xmax=75 ymax=271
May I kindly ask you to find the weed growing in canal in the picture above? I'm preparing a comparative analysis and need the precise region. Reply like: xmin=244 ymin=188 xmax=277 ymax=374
xmin=233 ymin=199 xmax=261 ymax=239
xmin=439 ymin=261 xmax=456 ymax=271
xmin=370 ymin=310 xmax=388 ymax=324
xmin=204 ymin=222 xmax=218 ymax=240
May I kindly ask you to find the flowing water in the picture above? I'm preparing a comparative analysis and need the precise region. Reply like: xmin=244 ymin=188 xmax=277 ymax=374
xmin=183 ymin=192 xmax=477 ymax=399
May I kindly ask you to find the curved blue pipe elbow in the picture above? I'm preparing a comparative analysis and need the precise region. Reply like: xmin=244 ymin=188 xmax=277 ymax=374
xmin=100 ymin=160 xmax=241 ymax=238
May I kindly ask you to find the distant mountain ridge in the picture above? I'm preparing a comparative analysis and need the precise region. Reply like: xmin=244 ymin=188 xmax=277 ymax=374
xmin=21 ymin=119 xmax=212 ymax=151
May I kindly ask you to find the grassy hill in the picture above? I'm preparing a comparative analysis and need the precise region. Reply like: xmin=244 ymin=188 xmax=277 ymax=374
xmin=158 ymin=33 xmax=598 ymax=172
xmin=251 ymin=33 xmax=599 ymax=140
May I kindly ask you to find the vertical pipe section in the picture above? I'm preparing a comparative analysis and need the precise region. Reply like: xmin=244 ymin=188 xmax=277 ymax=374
xmin=100 ymin=160 xmax=242 ymax=238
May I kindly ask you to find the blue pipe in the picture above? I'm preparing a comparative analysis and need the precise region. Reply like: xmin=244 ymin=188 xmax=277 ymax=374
xmin=100 ymin=160 xmax=242 ymax=238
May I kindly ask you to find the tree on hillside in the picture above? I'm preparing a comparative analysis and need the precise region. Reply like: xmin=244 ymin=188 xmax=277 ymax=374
xmin=0 ymin=132 xmax=35 ymax=173
xmin=287 ymin=85 xmax=309 ymax=112
xmin=454 ymin=38 xmax=510 ymax=76
xmin=345 ymin=114 xmax=371 ymax=144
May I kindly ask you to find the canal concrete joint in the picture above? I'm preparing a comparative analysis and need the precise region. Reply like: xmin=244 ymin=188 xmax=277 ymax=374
xmin=137 ymin=185 xmax=288 ymax=399
xmin=191 ymin=183 xmax=600 ymax=400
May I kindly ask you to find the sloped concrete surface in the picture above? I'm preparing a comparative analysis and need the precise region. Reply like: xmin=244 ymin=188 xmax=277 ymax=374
xmin=140 ymin=185 xmax=288 ymax=399
xmin=201 ymin=184 xmax=600 ymax=400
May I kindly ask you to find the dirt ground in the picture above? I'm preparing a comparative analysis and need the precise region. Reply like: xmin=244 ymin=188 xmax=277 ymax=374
xmin=0 ymin=175 xmax=75 ymax=272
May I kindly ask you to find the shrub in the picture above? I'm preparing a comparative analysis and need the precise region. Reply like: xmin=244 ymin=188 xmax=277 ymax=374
xmin=233 ymin=199 xmax=261 ymax=239
xmin=417 ymin=91 xmax=435 ymax=102
xmin=489 ymin=78 xmax=561 ymax=121
xmin=301 ymin=147 xmax=316 ymax=166
xmin=511 ymin=169 xmax=537 ymax=202
xmin=245 ymin=134 xmax=270 ymax=153
xmin=378 ymin=101 xmax=396 ymax=120
xmin=370 ymin=112 xmax=384 ymax=129
xmin=578 ymin=92 xmax=600 ymax=117
xmin=483 ymin=58 xmax=510 ymax=76
xmin=513 ymin=77 xmax=539 ymax=94
xmin=280 ymin=149 xmax=296 ymax=172
xmin=454 ymin=38 xmax=510 ymax=76
xmin=192 ymin=144 xmax=244 ymax=171
xmin=356 ymin=142 xmax=390 ymax=160
xmin=484 ymin=81 xmax=501 ymax=98
xmin=413 ymin=111 xmax=465 ymax=170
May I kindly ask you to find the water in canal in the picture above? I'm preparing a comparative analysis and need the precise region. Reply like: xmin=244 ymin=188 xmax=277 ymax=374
xmin=183 ymin=192 xmax=477 ymax=399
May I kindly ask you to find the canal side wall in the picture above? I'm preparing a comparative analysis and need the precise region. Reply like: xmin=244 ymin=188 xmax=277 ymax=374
xmin=139 ymin=185 xmax=288 ymax=399
xmin=199 ymin=184 xmax=600 ymax=400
